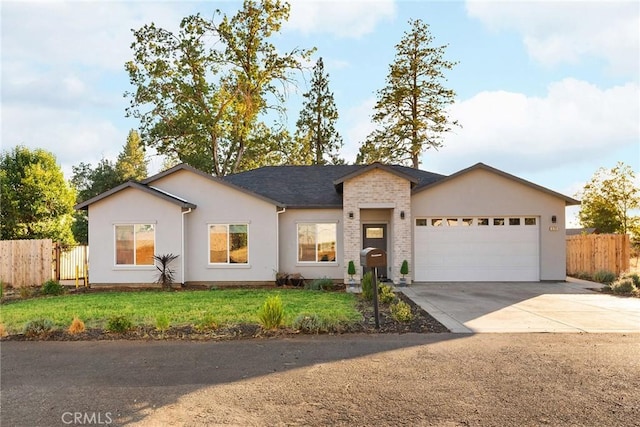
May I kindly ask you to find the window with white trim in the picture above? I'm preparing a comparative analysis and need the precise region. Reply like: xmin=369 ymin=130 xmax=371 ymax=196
xmin=209 ymin=224 xmax=248 ymax=264
xmin=115 ymin=224 xmax=155 ymax=266
xmin=297 ymin=223 xmax=337 ymax=263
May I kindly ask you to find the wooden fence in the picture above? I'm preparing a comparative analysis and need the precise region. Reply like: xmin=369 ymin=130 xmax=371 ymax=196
xmin=0 ymin=239 xmax=53 ymax=288
xmin=566 ymin=234 xmax=630 ymax=277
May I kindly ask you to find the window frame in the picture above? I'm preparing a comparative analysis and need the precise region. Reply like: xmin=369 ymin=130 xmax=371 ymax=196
xmin=114 ymin=223 xmax=156 ymax=267
xmin=208 ymin=223 xmax=249 ymax=265
xmin=296 ymin=222 xmax=338 ymax=264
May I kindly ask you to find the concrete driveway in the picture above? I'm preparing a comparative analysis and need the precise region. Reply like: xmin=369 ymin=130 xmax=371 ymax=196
xmin=401 ymin=279 xmax=640 ymax=333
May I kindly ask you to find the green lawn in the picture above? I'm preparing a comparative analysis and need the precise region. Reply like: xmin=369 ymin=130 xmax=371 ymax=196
xmin=0 ymin=289 xmax=362 ymax=334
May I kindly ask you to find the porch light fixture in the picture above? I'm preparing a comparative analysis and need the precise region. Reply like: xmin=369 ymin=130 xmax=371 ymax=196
xmin=551 ymin=215 xmax=557 ymax=224
xmin=400 ymin=211 xmax=405 ymax=220
xmin=348 ymin=211 xmax=354 ymax=219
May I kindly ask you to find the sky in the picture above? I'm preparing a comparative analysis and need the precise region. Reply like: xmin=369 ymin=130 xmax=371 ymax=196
xmin=1 ymin=0 xmax=639 ymax=226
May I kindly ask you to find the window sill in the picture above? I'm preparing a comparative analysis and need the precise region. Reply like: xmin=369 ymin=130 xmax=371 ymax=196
xmin=207 ymin=264 xmax=251 ymax=269
xmin=295 ymin=262 xmax=339 ymax=267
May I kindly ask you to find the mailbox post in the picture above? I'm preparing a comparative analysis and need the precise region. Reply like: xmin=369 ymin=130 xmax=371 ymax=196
xmin=360 ymin=248 xmax=387 ymax=329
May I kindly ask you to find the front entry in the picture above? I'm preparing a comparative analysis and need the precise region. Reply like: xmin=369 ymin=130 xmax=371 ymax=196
xmin=363 ymin=224 xmax=387 ymax=279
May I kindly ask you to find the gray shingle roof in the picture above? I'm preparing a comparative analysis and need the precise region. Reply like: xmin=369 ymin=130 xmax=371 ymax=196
xmin=222 ymin=164 xmax=446 ymax=208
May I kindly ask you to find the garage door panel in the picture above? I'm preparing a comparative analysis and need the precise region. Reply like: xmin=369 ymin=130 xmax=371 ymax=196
xmin=414 ymin=217 xmax=539 ymax=282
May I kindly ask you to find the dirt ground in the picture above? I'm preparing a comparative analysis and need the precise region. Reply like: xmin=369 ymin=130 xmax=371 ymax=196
xmin=2 ymin=333 xmax=639 ymax=426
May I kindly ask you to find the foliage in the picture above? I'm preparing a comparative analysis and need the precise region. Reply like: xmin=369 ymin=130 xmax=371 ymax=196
xmin=0 ymin=146 xmax=76 ymax=245
xmin=578 ymin=162 xmax=639 ymax=235
xmin=19 ymin=286 xmax=34 ymax=299
xmin=195 ymin=312 xmax=219 ymax=331
xmin=625 ymin=273 xmax=640 ymax=288
xmin=154 ymin=253 xmax=179 ymax=290
xmin=116 ymin=130 xmax=148 ymax=181
xmin=106 ymin=315 xmax=133 ymax=333
xmin=155 ymin=314 xmax=171 ymax=332
xmin=356 ymin=19 xmax=459 ymax=168
xmin=608 ymin=277 xmax=636 ymax=295
xmin=257 ymin=295 xmax=284 ymax=329
xmin=400 ymin=260 xmax=409 ymax=277
xmin=305 ymin=277 xmax=335 ymax=291
xmin=347 ymin=260 xmax=356 ymax=277
xmin=68 ymin=317 xmax=86 ymax=334
xmin=41 ymin=280 xmax=65 ymax=296
xmin=361 ymin=271 xmax=374 ymax=300
xmin=0 ymin=289 xmax=361 ymax=334
xmin=593 ymin=270 xmax=617 ymax=284
xmin=23 ymin=318 xmax=54 ymax=337
xmin=125 ymin=0 xmax=313 ymax=176
xmin=293 ymin=313 xmax=328 ymax=333
xmin=0 ymin=324 xmax=6 ymax=337
xmin=293 ymin=57 xmax=344 ymax=165
xmin=390 ymin=300 xmax=414 ymax=322
xmin=378 ymin=284 xmax=396 ymax=304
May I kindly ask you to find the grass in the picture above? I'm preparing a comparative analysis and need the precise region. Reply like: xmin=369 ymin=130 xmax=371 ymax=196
xmin=0 ymin=289 xmax=362 ymax=334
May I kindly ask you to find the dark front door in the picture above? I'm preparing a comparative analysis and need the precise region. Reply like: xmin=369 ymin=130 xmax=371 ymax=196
xmin=363 ymin=224 xmax=387 ymax=279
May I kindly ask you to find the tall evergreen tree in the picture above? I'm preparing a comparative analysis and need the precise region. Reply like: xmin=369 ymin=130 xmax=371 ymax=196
xmin=116 ymin=129 xmax=147 ymax=181
xmin=356 ymin=19 xmax=459 ymax=168
xmin=294 ymin=57 xmax=343 ymax=165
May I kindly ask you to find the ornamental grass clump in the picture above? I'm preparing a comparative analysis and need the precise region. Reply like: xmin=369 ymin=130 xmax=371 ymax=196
xmin=23 ymin=318 xmax=54 ymax=337
xmin=68 ymin=317 xmax=86 ymax=334
xmin=258 ymin=295 xmax=284 ymax=330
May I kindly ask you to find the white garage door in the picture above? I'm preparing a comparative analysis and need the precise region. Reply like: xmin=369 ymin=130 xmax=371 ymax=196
xmin=414 ymin=217 xmax=540 ymax=281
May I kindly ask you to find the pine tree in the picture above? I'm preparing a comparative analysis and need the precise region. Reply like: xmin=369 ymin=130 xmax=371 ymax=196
xmin=356 ymin=19 xmax=459 ymax=168
xmin=294 ymin=57 xmax=343 ymax=165
xmin=116 ymin=129 xmax=148 ymax=181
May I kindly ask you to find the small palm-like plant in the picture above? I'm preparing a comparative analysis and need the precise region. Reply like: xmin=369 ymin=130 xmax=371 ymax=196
xmin=154 ymin=253 xmax=179 ymax=290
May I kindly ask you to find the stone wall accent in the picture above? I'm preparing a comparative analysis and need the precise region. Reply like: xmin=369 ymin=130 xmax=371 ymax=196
xmin=342 ymin=168 xmax=412 ymax=284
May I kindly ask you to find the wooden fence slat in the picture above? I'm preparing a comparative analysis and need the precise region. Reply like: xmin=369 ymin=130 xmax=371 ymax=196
xmin=566 ymin=234 xmax=630 ymax=276
xmin=0 ymin=239 xmax=53 ymax=288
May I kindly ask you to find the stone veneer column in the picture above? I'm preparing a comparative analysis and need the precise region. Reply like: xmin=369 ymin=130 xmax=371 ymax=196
xmin=342 ymin=168 xmax=413 ymax=284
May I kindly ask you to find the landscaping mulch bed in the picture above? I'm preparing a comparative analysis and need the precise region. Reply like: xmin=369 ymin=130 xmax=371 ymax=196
xmin=1 ymin=289 xmax=448 ymax=341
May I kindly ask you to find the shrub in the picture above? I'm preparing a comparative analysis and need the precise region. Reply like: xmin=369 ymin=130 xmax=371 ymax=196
xmin=361 ymin=272 xmax=373 ymax=300
xmin=195 ymin=313 xmax=218 ymax=331
xmin=347 ymin=261 xmax=356 ymax=278
xmin=154 ymin=254 xmax=179 ymax=290
xmin=378 ymin=284 xmax=396 ymax=304
xmin=68 ymin=317 xmax=86 ymax=334
xmin=41 ymin=279 xmax=65 ymax=296
xmin=19 ymin=286 xmax=33 ymax=299
xmin=593 ymin=270 xmax=617 ymax=284
xmin=155 ymin=314 xmax=170 ymax=332
xmin=390 ymin=300 xmax=413 ymax=323
xmin=106 ymin=315 xmax=133 ymax=333
xmin=625 ymin=273 xmax=640 ymax=288
xmin=610 ymin=278 xmax=636 ymax=295
xmin=573 ymin=271 xmax=592 ymax=281
xmin=400 ymin=260 xmax=409 ymax=277
xmin=293 ymin=313 xmax=327 ymax=334
xmin=258 ymin=295 xmax=284 ymax=329
xmin=306 ymin=277 xmax=335 ymax=291
xmin=23 ymin=318 xmax=54 ymax=337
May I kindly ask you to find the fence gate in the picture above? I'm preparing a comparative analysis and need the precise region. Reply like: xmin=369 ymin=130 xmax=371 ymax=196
xmin=53 ymin=244 xmax=89 ymax=281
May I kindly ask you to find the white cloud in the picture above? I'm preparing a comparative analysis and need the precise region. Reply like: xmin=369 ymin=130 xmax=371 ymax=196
xmin=1 ymin=105 xmax=123 ymax=178
xmin=424 ymin=79 xmax=640 ymax=173
xmin=466 ymin=1 xmax=640 ymax=75
xmin=286 ymin=0 xmax=397 ymax=38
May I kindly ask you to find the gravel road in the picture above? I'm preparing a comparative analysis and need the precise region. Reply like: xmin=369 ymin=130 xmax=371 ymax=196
xmin=1 ymin=333 xmax=639 ymax=426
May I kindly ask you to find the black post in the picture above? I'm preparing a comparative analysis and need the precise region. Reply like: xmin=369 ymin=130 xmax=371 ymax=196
xmin=372 ymin=267 xmax=380 ymax=329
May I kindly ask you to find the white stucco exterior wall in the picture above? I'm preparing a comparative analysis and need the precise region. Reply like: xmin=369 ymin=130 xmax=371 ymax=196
xmin=278 ymin=209 xmax=344 ymax=280
xmin=87 ymin=187 xmax=183 ymax=285
xmin=149 ymin=169 xmax=279 ymax=284
xmin=411 ymin=168 xmax=569 ymax=281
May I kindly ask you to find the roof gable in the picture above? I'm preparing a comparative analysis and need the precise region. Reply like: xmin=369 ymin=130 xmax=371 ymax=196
xmin=413 ymin=162 xmax=580 ymax=206
xmin=333 ymin=162 xmax=419 ymax=186
xmin=74 ymin=181 xmax=197 ymax=210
